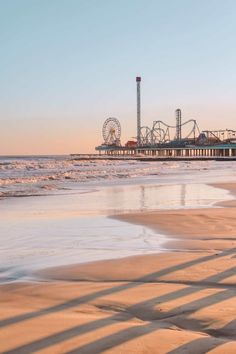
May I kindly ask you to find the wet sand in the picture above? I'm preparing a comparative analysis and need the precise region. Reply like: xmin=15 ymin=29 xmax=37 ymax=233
xmin=1 ymin=183 xmax=236 ymax=353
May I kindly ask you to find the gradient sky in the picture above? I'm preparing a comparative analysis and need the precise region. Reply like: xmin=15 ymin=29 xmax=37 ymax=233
xmin=1 ymin=0 xmax=236 ymax=154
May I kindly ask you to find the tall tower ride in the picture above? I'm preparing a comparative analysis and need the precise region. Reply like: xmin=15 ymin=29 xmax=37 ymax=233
xmin=136 ymin=76 xmax=141 ymax=145
xmin=175 ymin=108 xmax=182 ymax=140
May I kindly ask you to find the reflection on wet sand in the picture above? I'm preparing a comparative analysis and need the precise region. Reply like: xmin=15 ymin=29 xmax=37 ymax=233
xmin=0 ymin=183 xmax=230 ymax=281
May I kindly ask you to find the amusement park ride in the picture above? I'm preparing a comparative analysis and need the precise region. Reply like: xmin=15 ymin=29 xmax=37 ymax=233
xmin=102 ymin=117 xmax=121 ymax=146
xmin=96 ymin=77 xmax=236 ymax=158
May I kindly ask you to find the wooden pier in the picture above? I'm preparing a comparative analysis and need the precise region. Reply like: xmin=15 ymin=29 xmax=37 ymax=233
xmin=93 ymin=143 xmax=236 ymax=161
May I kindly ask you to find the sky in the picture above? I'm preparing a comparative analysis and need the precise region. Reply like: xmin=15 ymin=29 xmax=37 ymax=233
xmin=1 ymin=0 xmax=236 ymax=155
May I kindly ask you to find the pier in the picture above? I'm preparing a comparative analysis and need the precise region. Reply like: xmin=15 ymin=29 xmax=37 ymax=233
xmin=74 ymin=143 xmax=236 ymax=161
xmin=96 ymin=144 xmax=236 ymax=158
xmin=94 ymin=77 xmax=236 ymax=161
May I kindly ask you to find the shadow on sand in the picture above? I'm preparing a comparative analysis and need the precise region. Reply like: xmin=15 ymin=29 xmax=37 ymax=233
xmin=1 ymin=247 xmax=236 ymax=354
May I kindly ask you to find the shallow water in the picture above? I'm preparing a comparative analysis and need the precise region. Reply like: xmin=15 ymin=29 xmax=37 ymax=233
xmin=0 ymin=177 xmax=233 ymax=283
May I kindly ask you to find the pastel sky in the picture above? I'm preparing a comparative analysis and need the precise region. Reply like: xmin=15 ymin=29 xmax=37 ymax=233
xmin=1 ymin=0 xmax=236 ymax=154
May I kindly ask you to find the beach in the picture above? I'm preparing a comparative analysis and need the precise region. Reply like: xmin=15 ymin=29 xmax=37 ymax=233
xmin=1 ymin=159 xmax=236 ymax=353
xmin=3 ymin=0 xmax=236 ymax=352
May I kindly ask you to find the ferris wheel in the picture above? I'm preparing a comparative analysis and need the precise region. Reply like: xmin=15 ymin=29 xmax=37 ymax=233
xmin=102 ymin=117 xmax=121 ymax=145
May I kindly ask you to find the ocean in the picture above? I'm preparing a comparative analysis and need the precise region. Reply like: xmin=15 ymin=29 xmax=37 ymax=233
xmin=0 ymin=155 xmax=235 ymax=282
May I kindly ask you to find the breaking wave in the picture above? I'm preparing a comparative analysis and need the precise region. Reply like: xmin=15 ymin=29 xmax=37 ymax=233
xmin=0 ymin=155 xmax=234 ymax=198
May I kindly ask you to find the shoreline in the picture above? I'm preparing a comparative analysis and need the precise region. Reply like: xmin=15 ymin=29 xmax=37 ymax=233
xmin=38 ymin=181 xmax=236 ymax=282
xmin=1 ymin=181 xmax=230 ymax=282
xmin=1 ymin=182 xmax=236 ymax=352
xmin=34 ymin=181 xmax=235 ymax=281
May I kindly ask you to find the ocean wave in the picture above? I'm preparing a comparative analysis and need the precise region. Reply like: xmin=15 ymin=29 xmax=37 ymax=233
xmin=0 ymin=156 xmax=233 ymax=199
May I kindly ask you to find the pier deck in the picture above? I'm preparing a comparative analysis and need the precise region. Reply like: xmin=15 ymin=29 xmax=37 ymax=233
xmin=89 ymin=143 xmax=236 ymax=161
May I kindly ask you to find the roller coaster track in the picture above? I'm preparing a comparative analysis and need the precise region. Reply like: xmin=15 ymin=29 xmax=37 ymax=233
xmin=140 ymin=119 xmax=200 ymax=146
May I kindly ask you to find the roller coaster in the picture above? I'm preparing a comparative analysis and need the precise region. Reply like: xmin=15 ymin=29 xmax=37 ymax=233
xmin=98 ymin=111 xmax=236 ymax=149
xmin=95 ymin=77 xmax=236 ymax=156
xmin=140 ymin=118 xmax=200 ymax=147
xmin=200 ymin=129 xmax=236 ymax=144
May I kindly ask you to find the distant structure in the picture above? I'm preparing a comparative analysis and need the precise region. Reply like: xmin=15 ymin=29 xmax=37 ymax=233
xmin=95 ymin=76 xmax=236 ymax=159
xmin=139 ymin=111 xmax=199 ymax=146
xmin=175 ymin=109 xmax=182 ymax=140
xmin=136 ymin=76 xmax=141 ymax=145
xmin=102 ymin=117 xmax=121 ymax=146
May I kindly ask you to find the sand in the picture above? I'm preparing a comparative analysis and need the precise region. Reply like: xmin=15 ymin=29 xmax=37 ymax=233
xmin=1 ymin=183 xmax=236 ymax=353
